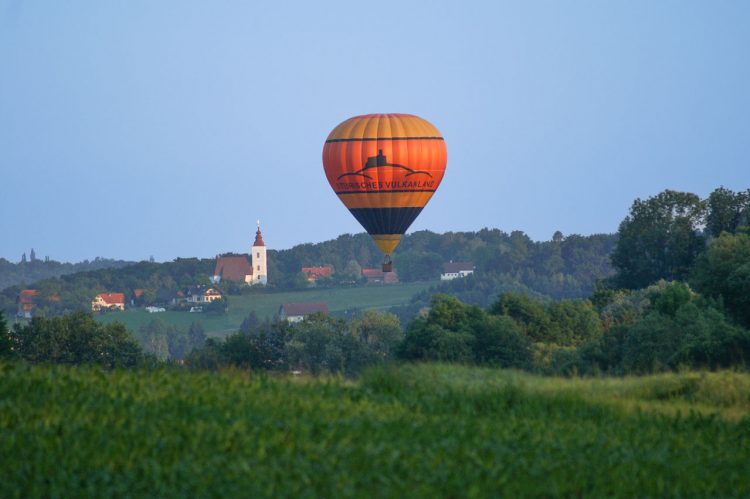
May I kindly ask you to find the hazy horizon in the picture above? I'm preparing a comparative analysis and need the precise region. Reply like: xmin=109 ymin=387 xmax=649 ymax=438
xmin=2 ymin=1 xmax=748 ymax=262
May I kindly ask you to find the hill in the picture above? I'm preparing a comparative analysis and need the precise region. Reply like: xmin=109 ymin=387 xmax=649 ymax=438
xmin=1 ymin=362 xmax=747 ymax=496
xmin=0 ymin=229 xmax=616 ymax=319
xmin=0 ymin=256 xmax=134 ymax=291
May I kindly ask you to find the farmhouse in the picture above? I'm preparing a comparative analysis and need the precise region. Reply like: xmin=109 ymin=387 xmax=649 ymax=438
xmin=186 ymin=286 xmax=223 ymax=304
xmin=441 ymin=261 xmax=475 ymax=281
xmin=92 ymin=293 xmax=125 ymax=311
xmin=278 ymin=302 xmax=329 ymax=323
xmin=212 ymin=224 xmax=267 ymax=285
xmin=362 ymin=268 xmax=399 ymax=284
xmin=16 ymin=289 xmax=38 ymax=318
xmin=301 ymin=265 xmax=333 ymax=282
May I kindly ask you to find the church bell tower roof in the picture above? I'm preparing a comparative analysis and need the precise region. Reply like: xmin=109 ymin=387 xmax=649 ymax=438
xmin=253 ymin=223 xmax=265 ymax=247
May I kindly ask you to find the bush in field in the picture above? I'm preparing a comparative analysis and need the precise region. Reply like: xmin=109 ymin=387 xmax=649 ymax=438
xmin=489 ymin=292 xmax=601 ymax=346
xmin=9 ymin=311 xmax=143 ymax=368
xmin=399 ymin=295 xmax=532 ymax=368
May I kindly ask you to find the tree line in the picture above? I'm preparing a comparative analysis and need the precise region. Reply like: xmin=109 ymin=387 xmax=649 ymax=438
xmin=2 ymin=185 xmax=748 ymax=376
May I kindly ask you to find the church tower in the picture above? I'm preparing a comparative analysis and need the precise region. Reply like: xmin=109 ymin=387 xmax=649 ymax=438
xmin=251 ymin=221 xmax=267 ymax=285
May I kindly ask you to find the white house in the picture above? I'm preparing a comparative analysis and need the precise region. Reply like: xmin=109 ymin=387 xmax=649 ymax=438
xmin=440 ymin=261 xmax=475 ymax=281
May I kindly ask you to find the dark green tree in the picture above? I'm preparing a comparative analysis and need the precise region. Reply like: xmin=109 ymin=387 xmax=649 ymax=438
xmin=0 ymin=311 xmax=13 ymax=359
xmin=691 ymin=232 xmax=750 ymax=327
xmin=10 ymin=312 xmax=143 ymax=367
xmin=611 ymin=190 xmax=705 ymax=289
xmin=705 ymin=186 xmax=750 ymax=237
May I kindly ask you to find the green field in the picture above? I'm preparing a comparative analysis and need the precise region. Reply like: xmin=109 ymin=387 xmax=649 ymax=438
xmin=1 ymin=362 xmax=748 ymax=497
xmin=95 ymin=281 xmax=434 ymax=336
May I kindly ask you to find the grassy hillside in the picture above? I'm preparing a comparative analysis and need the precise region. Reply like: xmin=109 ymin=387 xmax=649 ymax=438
xmin=95 ymin=281 xmax=435 ymax=335
xmin=1 ymin=363 xmax=748 ymax=497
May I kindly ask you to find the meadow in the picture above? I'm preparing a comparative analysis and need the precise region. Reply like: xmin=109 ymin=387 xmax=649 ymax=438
xmin=1 ymin=362 xmax=748 ymax=497
xmin=95 ymin=281 xmax=434 ymax=336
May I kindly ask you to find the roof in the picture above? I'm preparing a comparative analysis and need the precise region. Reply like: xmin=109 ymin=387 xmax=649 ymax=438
xmin=362 ymin=268 xmax=399 ymax=283
xmin=187 ymin=286 xmax=222 ymax=297
xmin=96 ymin=293 xmax=125 ymax=305
xmin=253 ymin=227 xmax=265 ymax=247
xmin=442 ymin=261 xmax=475 ymax=273
xmin=133 ymin=288 xmax=144 ymax=298
xmin=279 ymin=302 xmax=329 ymax=317
xmin=302 ymin=266 xmax=333 ymax=279
xmin=362 ymin=268 xmax=384 ymax=278
xmin=17 ymin=289 xmax=38 ymax=304
xmin=214 ymin=255 xmax=253 ymax=281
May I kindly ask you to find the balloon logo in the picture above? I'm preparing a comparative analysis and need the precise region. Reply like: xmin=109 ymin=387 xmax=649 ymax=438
xmin=322 ymin=113 xmax=448 ymax=271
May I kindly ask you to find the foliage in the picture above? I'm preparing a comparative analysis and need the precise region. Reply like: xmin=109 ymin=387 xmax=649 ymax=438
xmin=691 ymin=232 xmax=750 ymax=327
xmin=399 ymin=295 xmax=533 ymax=368
xmin=611 ymin=190 xmax=706 ymax=289
xmin=1 ymin=363 xmax=748 ymax=497
xmin=490 ymin=292 xmax=601 ymax=346
xmin=705 ymin=186 xmax=750 ymax=237
xmin=0 ymin=312 xmax=11 ymax=359
xmin=136 ymin=318 xmax=206 ymax=361
xmin=187 ymin=310 xmax=402 ymax=376
xmin=0 ymin=255 xmax=133 ymax=292
xmin=8 ymin=312 xmax=143 ymax=368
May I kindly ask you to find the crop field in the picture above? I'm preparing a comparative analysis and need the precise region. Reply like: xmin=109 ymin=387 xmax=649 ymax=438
xmin=1 ymin=362 xmax=748 ymax=497
xmin=95 ymin=281 xmax=434 ymax=336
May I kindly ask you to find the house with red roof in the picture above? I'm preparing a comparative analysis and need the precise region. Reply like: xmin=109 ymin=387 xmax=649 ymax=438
xmin=278 ymin=302 xmax=329 ymax=323
xmin=92 ymin=293 xmax=125 ymax=312
xmin=16 ymin=289 xmax=38 ymax=318
xmin=301 ymin=265 xmax=333 ymax=283
xmin=362 ymin=268 xmax=399 ymax=284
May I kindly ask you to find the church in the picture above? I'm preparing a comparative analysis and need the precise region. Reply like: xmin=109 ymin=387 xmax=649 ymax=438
xmin=212 ymin=224 xmax=268 ymax=285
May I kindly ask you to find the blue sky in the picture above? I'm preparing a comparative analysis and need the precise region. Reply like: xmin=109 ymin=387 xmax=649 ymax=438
xmin=1 ymin=1 xmax=748 ymax=262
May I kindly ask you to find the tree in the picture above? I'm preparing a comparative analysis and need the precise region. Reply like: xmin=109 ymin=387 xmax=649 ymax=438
xmin=351 ymin=310 xmax=402 ymax=361
xmin=187 ymin=321 xmax=207 ymax=351
xmin=239 ymin=311 xmax=260 ymax=333
xmin=691 ymin=233 xmax=750 ymax=327
xmin=705 ymin=187 xmax=750 ymax=237
xmin=10 ymin=312 xmax=143 ymax=367
xmin=490 ymin=292 xmax=553 ymax=342
xmin=394 ymin=251 xmax=443 ymax=282
xmin=471 ymin=314 xmax=532 ymax=368
xmin=0 ymin=311 xmax=13 ymax=359
xmin=611 ymin=190 xmax=705 ymax=289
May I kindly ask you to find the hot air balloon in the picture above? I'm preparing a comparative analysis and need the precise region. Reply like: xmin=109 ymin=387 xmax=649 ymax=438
xmin=322 ymin=113 xmax=447 ymax=272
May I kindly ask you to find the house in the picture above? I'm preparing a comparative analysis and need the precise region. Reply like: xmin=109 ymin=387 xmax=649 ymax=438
xmin=441 ymin=261 xmax=475 ymax=281
xmin=186 ymin=286 xmax=223 ymax=304
xmin=301 ymin=265 xmax=333 ymax=282
xmin=278 ymin=302 xmax=329 ymax=323
xmin=362 ymin=268 xmax=399 ymax=284
xmin=212 ymin=224 xmax=268 ymax=285
xmin=92 ymin=293 xmax=125 ymax=312
xmin=16 ymin=289 xmax=38 ymax=318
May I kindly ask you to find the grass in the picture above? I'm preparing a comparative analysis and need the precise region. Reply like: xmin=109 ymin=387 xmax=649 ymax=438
xmin=95 ymin=281 xmax=434 ymax=336
xmin=1 ymin=362 xmax=748 ymax=497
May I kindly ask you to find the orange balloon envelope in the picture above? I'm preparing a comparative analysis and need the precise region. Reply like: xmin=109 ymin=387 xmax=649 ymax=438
xmin=322 ymin=113 xmax=447 ymax=270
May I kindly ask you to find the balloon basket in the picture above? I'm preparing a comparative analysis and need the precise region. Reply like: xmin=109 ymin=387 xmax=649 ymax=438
xmin=382 ymin=255 xmax=393 ymax=273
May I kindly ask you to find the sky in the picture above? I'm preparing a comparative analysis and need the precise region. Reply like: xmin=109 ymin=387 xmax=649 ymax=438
xmin=1 ymin=1 xmax=748 ymax=262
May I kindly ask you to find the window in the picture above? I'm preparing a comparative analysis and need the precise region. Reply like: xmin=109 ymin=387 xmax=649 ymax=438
xmin=257 ymin=252 xmax=260 ymax=258
xmin=257 ymin=265 xmax=260 ymax=271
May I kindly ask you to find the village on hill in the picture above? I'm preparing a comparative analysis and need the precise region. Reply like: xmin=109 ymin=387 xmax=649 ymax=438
xmin=12 ymin=224 xmax=475 ymax=323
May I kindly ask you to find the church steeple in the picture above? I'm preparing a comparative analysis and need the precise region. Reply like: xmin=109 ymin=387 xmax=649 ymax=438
xmin=251 ymin=220 xmax=268 ymax=285
xmin=253 ymin=220 xmax=265 ymax=247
